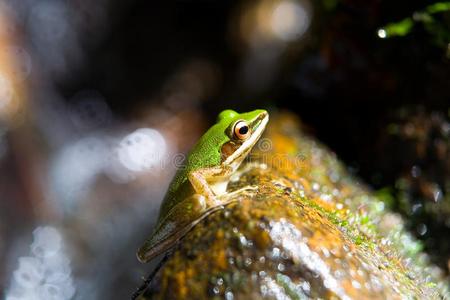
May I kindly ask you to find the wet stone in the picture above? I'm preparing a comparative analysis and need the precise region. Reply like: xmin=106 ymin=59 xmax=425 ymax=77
xmin=135 ymin=112 xmax=447 ymax=300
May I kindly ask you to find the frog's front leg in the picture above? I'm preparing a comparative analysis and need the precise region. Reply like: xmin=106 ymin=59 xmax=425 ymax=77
xmin=188 ymin=165 xmax=233 ymax=207
xmin=189 ymin=165 xmax=259 ymax=209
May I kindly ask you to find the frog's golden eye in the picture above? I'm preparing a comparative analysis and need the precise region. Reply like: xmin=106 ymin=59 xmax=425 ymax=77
xmin=233 ymin=120 xmax=250 ymax=140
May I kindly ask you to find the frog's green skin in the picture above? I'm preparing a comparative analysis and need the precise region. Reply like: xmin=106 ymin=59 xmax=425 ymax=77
xmin=137 ymin=109 xmax=269 ymax=263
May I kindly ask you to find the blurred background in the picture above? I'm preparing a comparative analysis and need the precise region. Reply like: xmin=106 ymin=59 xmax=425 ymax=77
xmin=0 ymin=0 xmax=448 ymax=299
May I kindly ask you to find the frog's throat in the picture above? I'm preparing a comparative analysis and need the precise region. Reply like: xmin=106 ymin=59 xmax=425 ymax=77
xmin=224 ymin=112 xmax=269 ymax=167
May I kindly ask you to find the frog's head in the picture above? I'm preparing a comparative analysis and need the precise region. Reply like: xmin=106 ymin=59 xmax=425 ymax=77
xmin=217 ymin=109 xmax=269 ymax=170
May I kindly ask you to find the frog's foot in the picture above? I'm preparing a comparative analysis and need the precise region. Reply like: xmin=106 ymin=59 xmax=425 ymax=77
xmin=230 ymin=184 xmax=259 ymax=196
xmin=215 ymin=185 xmax=259 ymax=206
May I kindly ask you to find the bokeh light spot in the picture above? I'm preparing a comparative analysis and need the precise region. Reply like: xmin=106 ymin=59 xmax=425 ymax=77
xmin=0 ymin=72 xmax=13 ymax=111
xmin=377 ymin=29 xmax=387 ymax=39
xmin=271 ymin=0 xmax=311 ymax=41
xmin=118 ymin=128 xmax=167 ymax=172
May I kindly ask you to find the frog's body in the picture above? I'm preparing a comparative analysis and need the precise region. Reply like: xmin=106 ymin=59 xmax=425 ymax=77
xmin=137 ymin=109 xmax=269 ymax=263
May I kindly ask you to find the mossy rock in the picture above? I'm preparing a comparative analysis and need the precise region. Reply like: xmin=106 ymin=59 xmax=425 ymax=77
xmin=134 ymin=112 xmax=447 ymax=299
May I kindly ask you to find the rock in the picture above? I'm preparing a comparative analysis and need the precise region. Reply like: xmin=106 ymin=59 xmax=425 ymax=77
xmin=370 ymin=107 xmax=450 ymax=271
xmin=134 ymin=112 xmax=448 ymax=299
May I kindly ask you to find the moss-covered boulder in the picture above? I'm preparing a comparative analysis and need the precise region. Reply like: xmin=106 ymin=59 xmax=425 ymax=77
xmin=134 ymin=112 xmax=447 ymax=299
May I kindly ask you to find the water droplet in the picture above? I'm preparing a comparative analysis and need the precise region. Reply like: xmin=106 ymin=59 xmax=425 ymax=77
xmin=225 ymin=291 xmax=234 ymax=300
xmin=301 ymin=281 xmax=311 ymax=293
xmin=334 ymin=269 xmax=344 ymax=279
xmin=417 ymin=223 xmax=427 ymax=236
xmin=239 ymin=235 xmax=248 ymax=246
xmin=412 ymin=203 xmax=422 ymax=213
xmin=312 ymin=183 xmax=320 ymax=191
xmin=212 ymin=286 xmax=220 ymax=295
xmin=244 ymin=258 xmax=252 ymax=267
xmin=351 ymin=280 xmax=361 ymax=289
xmin=271 ymin=247 xmax=281 ymax=259
xmin=411 ymin=165 xmax=421 ymax=178
xmin=432 ymin=187 xmax=443 ymax=202
xmin=321 ymin=247 xmax=330 ymax=258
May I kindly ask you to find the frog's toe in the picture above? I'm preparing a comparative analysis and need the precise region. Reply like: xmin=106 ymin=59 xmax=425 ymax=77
xmin=234 ymin=185 xmax=259 ymax=194
xmin=218 ymin=185 xmax=259 ymax=204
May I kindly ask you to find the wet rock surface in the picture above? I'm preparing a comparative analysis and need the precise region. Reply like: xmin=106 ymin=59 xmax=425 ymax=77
xmin=369 ymin=107 xmax=450 ymax=272
xmin=135 ymin=112 xmax=448 ymax=299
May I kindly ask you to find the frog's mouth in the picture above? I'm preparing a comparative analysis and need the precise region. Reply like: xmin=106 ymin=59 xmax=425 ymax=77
xmin=224 ymin=111 xmax=269 ymax=168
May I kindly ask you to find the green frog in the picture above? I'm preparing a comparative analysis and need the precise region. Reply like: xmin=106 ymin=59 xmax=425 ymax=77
xmin=137 ymin=109 xmax=269 ymax=263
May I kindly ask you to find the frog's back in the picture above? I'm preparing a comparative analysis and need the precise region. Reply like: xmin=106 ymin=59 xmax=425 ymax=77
xmin=158 ymin=122 xmax=230 ymax=220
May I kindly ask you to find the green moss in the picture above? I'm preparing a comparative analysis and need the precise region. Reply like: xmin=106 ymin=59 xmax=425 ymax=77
xmin=375 ymin=187 xmax=395 ymax=209
xmin=276 ymin=273 xmax=309 ymax=300
xmin=427 ymin=2 xmax=450 ymax=13
xmin=292 ymin=191 xmax=377 ymax=250
xmin=381 ymin=18 xmax=414 ymax=37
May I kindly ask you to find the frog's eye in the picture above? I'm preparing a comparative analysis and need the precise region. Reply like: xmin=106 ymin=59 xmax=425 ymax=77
xmin=233 ymin=120 xmax=250 ymax=140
